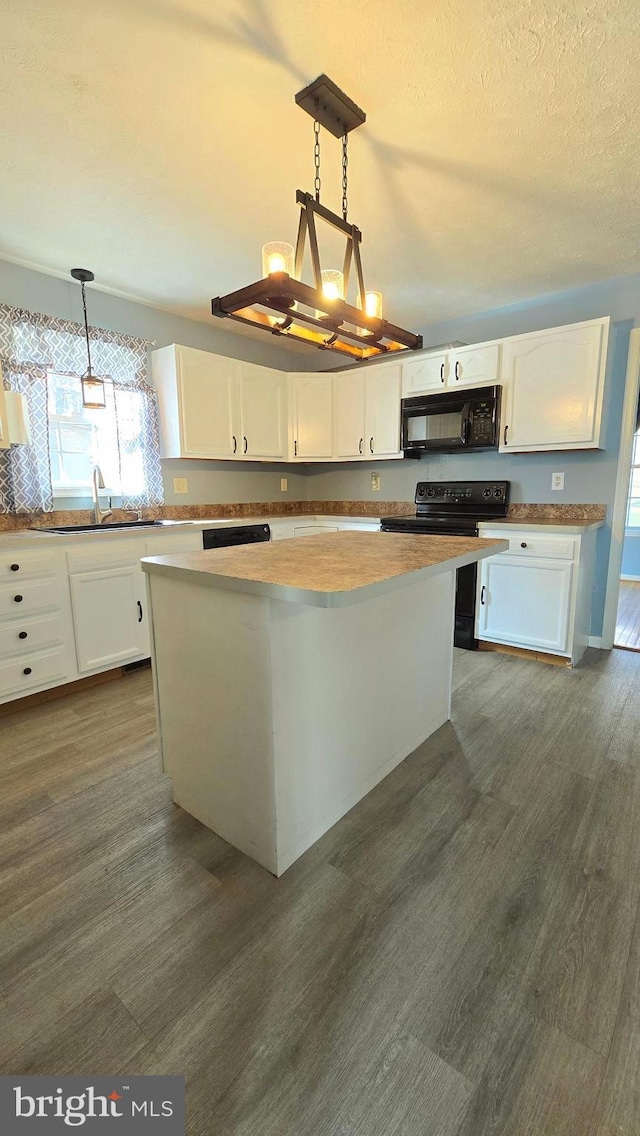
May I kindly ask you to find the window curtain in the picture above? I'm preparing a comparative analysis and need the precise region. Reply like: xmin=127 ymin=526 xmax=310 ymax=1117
xmin=0 ymin=304 xmax=164 ymax=512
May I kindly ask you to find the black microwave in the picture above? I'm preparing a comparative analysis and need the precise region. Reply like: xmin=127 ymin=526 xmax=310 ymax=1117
xmin=401 ymin=384 xmax=501 ymax=456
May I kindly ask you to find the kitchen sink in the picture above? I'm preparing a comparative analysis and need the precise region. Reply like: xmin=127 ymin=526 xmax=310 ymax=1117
xmin=35 ymin=520 xmax=166 ymax=533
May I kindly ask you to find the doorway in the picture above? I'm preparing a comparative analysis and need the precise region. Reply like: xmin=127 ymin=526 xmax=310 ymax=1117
xmin=615 ymin=419 xmax=640 ymax=650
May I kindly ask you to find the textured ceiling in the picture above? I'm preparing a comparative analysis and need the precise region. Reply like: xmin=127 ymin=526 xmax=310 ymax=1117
xmin=1 ymin=0 xmax=640 ymax=339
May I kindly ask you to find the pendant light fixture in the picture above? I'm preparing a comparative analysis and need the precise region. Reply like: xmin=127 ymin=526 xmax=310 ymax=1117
xmin=212 ymin=75 xmax=422 ymax=361
xmin=70 ymin=268 xmax=106 ymax=409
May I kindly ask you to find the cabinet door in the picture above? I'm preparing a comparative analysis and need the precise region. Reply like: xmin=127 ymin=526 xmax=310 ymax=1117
xmin=334 ymin=370 xmax=366 ymax=459
xmin=402 ymin=353 xmax=447 ymax=395
xmin=177 ymin=347 xmax=239 ymax=458
xmin=289 ymin=374 xmax=334 ymax=459
xmin=500 ymin=320 xmax=608 ymax=452
xmin=238 ymin=363 xmax=286 ymax=459
xmin=476 ymin=555 xmax=573 ymax=653
xmin=450 ymin=343 xmax=500 ymax=387
xmin=70 ymin=564 xmax=148 ymax=673
xmin=365 ymin=365 xmax=401 ymax=457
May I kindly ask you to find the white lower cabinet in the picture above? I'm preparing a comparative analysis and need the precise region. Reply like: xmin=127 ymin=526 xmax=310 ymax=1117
xmin=70 ymin=563 xmax=148 ymax=672
xmin=477 ymin=555 xmax=573 ymax=654
xmin=476 ymin=526 xmax=597 ymax=663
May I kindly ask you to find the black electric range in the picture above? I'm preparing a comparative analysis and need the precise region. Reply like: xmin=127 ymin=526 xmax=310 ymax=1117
xmin=381 ymin=480 xmax=510 ymax=650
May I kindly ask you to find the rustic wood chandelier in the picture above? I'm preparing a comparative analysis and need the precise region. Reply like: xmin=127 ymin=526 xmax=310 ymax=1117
xmin=211 ymin=75 xmax=423 ymax=361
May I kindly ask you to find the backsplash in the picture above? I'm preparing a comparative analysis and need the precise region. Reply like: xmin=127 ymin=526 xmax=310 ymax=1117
xmin=0 ymin=500 xmax=605 ymax=532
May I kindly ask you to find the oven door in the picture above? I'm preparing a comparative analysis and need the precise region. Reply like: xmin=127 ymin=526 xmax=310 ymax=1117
xmin=402 ymin=397 xmax=471 ymax=453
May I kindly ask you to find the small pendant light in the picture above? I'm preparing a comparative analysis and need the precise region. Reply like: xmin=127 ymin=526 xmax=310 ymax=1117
xmin=70 ymin=268 xmax=106 ymax=409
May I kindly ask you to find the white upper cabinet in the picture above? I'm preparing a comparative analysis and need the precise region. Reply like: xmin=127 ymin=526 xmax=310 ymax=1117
xmin=153 ymin=344 xmax=238 ymax=459
xmin=449 ymin=342 xmax=500 ymax=388
xmin=334 ymin=370 xmax=366 ymax=459
xmin=333 ymin=364 xmax=401 ymax=460
xmin=402 ymin=352 xmax=447 ymax=395
xmin=499 ymin=317 xmax=609 ymax=452
xmin=238 ymin=363 xmax=286 ymax=459
xmin=365 ymin=364 xmax=402 ymax=457
xmin=289 ymin=373 xmax=334 ymax=460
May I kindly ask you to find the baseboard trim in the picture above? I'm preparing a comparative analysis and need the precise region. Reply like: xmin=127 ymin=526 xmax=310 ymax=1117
xmin=478 ymin=641 xmax=570 ymax=668
xmin=0 ymin=667 xmax=126 ymax=717
xmin=588 ymin=635 xmax=604 ymax=648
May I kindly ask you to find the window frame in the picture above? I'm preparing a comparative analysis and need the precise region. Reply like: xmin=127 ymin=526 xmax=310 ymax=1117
xmin=626 ymin=428 xmax=640 ymax=529
xmin=47 ymin=371 xmax=119 ymax=497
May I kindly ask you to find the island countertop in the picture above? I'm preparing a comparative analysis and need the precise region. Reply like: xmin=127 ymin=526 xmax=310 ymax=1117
xmin=141 ymin=530 xmax=508 ymax=608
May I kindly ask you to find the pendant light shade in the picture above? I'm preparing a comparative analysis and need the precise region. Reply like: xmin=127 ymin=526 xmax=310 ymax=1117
xmin=70 ymin=268 xmax=106 ymax=409
xmin=262 ymin=242 xmax=295 ymax=277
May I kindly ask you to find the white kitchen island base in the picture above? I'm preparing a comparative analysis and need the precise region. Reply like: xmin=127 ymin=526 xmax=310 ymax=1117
xmin=148 ymin=568 xmax=455 ymax=875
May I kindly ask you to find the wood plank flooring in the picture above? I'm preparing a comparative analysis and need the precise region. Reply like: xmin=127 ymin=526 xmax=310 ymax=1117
xmin=1 ymin=647 xmax=640 ymax=1134
xmin=615 ymin=579 xmax=640 ymax=650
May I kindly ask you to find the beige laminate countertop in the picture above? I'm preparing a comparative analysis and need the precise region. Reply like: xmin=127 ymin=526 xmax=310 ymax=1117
xmin=142 ymin=530 xmax=508 ymax=608
xmin=478 ymin=517 xmax=604 ymax=534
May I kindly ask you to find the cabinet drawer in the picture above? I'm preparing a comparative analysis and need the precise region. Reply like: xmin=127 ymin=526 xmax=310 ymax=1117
xmin=0 ymin=614 xmax=67 ymax=659
xmin=1 ymin=551 xmax=56 ymax=581
xmin=0 ymin=577 xmax=62 ymax=619
xmin=66 ymin=540 xmax=146 ymax=573
xmin=0 ymin=646 xmax=70 ymax=697
xmin=144 ymin=533 xmax=203 ymax=556
xmin=482 ymin=531 xmax=577 ymax=560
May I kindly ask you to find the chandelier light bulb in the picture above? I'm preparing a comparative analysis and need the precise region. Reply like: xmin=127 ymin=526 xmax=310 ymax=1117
xmin=262 ymin=241 xmax=294 ymax=278
xmin=321 ymin=269 xmax=344 ymax=302
xmin=364 ymin=290 xmax=383 ymax=319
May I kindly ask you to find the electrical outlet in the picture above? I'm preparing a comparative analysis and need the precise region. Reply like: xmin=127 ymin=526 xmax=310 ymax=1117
xmin=280 ymin=477 xmax=288 ymax=492
xmin=551 ymin=472 xmax=565 ymax=491
xmin=173 ymin=477 xmax=189 ymax=494
xmin=371 ymin=472 xmax=381 ymax=492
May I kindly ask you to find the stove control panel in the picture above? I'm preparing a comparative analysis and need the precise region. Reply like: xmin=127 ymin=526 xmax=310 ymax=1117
xmin=415 ymin=480 xmax=510 ymax=512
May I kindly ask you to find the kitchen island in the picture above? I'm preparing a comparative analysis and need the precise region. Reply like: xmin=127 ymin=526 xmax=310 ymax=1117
xmin=142 ymin=531 xmax=507 ymax=875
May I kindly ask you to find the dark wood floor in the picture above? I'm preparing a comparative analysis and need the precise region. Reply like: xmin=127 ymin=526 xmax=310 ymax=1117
xmin=615 ymin=580 xmax=640 ymax=651
xmin=1 ymin=647 xmax=639 ymax=1135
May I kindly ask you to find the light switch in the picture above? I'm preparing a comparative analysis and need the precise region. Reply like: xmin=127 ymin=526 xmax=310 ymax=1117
xmin=173 ymin=477 xmax=189 ymax=494
xmin=280 ymin=478 xmax=288 ymax=492
xmin=371 ymin=472 xmax=381 ymax=492
xmin=551 ymin=472 xmax=565 ymax=491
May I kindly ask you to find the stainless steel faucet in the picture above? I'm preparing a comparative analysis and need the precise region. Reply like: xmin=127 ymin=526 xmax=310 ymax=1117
xmin=92 ymin=465 xmax=112 ymax=524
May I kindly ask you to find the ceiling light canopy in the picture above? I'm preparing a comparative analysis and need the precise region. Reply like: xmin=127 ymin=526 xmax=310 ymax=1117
xmin=211 ymin=75 xmax=423 ymax=361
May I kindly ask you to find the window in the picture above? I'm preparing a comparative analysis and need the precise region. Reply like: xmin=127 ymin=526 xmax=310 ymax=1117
xmin=48 ymin=373 xmax=121 ymax=495
xmin=626 ymin=428 xmax=640 ymax=528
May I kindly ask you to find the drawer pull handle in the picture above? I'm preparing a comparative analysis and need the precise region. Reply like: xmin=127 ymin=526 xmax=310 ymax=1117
xmin=359 ymin=438 xmax=363 ymax=454
xmin=14 ymin=594 xmax=23 ymax=603
xmin=10 ymin=563 xmax=19 ymax=572
xmin=520 ymin=542 xmax=528 ymax=548
xmin=23 ymin=667 xmax=32 ymax=676
xmin=137 ymin=600 xmax=143 ymax=623
xmin=243 ymin=436 xmax=248 ymax=454
xmin=440 ymin=363 xmax=445 ymax=383
xmin=503 ymin=425 xmax=509 ymax=445
xmin=370 ymin=437 xmax=374 ymax=453
xmin=480 ymin=585 xmax=486 ymax=605
xmin=18 ymin=631 xmax=27 ymax=640
xmin=232 ymin=435 xmax=237 ymax=454
xmin=454 ymin=361 xmax=460 ymax=381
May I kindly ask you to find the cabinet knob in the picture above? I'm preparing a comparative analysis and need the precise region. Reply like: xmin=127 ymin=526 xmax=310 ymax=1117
xmin=14 ymin=594 xmax=23 ymax=603
xmin=520 ymin=541 xmax=528 ymax=548
xmin=18 ymin=631 xmax=27 ymax=640
xmin=10 ymin=563 xmax=19 ymax=572
xmin=23 ymin=667 xmax=32 ymax=676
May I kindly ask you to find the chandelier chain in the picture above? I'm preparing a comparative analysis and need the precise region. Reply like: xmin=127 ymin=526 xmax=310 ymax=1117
xmin=342 ymin=132 xmax=348 ymax=220
xmin=79 ymin=280 xmax=93 ymax=376
xmin=313 ymin=116 xmax=321 ymax=202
